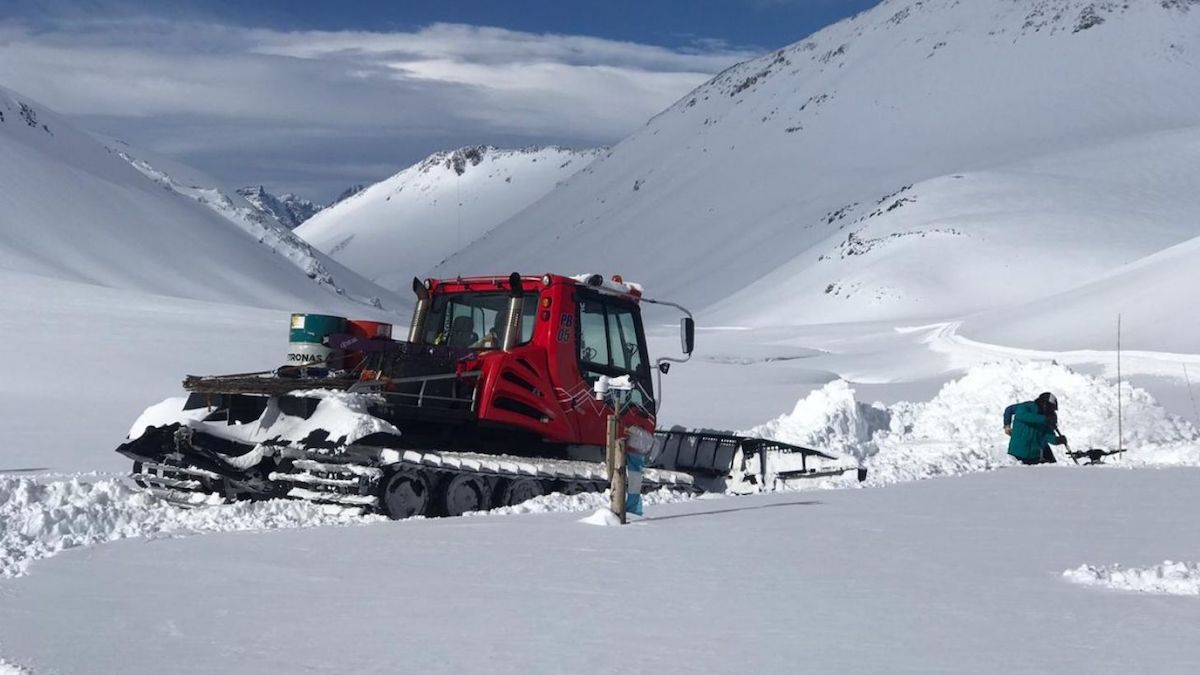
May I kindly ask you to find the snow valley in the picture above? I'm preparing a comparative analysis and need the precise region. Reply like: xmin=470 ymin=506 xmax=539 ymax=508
xmin=3 ymin=1 xmax=1200 ymax=673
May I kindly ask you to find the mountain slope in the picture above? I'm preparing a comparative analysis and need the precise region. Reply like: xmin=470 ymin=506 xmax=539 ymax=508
xmin=108 ymin=145 xmax=394 ymax=309
xmin=964 ymin=228 xmax=1200 ymax=354
xmin=297 ymin=146 xmax=601 ymax=292
xmin=704 ymin=125 xmax=1200 ymax=326
xmin=434 ymin=0 xmax=1200 ymax=324
xmin=0 ymin=85 xmax=397 ymax=312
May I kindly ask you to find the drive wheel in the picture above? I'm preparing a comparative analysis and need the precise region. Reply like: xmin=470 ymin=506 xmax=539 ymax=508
xmin=560 ymin=480 xmax=601 ymax=496
xmin=439 ymin=473 xmax=492 ymax=517
xmin=131 ymin=461 xmax=149 ymax=488
xmin=495 ymin=478 xmax=544 ymax=507
xmin=380 ymin=468 xmax=432 ymax=520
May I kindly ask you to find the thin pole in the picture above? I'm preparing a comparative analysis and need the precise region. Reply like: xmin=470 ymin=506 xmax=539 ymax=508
xmin=1117 ymin=314 xmax=1123 ymax=456
xmin=1184 ymin=363 xmax=1200 ymax=425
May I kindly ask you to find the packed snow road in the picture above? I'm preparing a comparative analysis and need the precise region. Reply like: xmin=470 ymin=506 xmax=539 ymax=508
xmin=1 ymin=467 xmax=1198 ymax=674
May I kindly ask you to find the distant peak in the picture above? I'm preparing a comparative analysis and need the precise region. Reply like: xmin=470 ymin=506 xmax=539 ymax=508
xmin=331 ymin=183 xmax=366 ymax=206
xmin=237 ymin=185 xmax=322 ymax=229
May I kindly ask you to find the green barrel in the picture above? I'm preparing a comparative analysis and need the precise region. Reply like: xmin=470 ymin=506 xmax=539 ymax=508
xmin=286 ymin=313 xmax=346 ymax=368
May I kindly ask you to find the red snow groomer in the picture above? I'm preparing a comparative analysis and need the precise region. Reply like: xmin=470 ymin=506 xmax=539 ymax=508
xmin=117 ymin=273 xmax=858 ymax=518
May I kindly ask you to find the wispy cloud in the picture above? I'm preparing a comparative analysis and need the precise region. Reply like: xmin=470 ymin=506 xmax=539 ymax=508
xmin=0 ymin=17 xmax=755 ymax=200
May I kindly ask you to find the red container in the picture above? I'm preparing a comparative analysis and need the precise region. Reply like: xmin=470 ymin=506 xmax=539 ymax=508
xmin=344 ymin=320 xmax=393 ymax=372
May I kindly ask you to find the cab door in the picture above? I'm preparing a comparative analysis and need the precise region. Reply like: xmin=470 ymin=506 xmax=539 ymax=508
xmin=574 ymin=290 xmax=656 ymax=444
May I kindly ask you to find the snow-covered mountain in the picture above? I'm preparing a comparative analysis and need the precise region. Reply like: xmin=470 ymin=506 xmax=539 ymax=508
xmin=237 ymin=186 xmax=323 ymax=229
xmin=0 ymin=84 xmax=398 ymax=312
xmin=435 ymin=0 xmax=1200 ymax=334
xmin=297 ymin=146 xmax=602 ymax=292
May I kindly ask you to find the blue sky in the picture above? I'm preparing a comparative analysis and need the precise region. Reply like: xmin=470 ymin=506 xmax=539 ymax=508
xmin=0 ymin=0 xmax=879 ymax=201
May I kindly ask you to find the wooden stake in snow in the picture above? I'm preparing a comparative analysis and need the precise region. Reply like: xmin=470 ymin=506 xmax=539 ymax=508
xmin=604 ymin=415 xmax=628 ymax=524
xmin=597 ymin=376 xmax=631 ymax=525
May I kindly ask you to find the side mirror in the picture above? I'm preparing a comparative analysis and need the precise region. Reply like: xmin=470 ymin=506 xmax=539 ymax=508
xmin=681 ymin=317 xmax=695 ymax=355
xmin=411 ymin=276 xmax=429 ymax=301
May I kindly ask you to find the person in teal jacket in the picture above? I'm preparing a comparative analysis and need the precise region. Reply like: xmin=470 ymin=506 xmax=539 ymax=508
xmin=1003 ymin=392 xmax=1067 ymax=465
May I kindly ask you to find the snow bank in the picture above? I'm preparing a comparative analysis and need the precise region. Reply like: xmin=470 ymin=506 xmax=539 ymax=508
xmin=0 ymin=476 xmax=690 ymax=580
xmin=0 ymin=475 xmax=377 ymax=579
xmin=1064 ymin=561 xmax=1200 ymax=596
xmin=747 ymin=361 xmax=1200 ymax=486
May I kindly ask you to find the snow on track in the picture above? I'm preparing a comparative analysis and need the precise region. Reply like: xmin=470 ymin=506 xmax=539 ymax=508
xmin=0 ymin=475 xmax=377 ymax=579
xmin=1064 ymin=561 xmax=1200 ymax=596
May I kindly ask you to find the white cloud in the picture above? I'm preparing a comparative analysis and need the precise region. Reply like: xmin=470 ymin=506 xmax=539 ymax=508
xmin=0 ymin=18 xmax=755 ymax=199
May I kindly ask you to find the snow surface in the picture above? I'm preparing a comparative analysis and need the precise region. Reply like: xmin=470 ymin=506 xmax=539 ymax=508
xmin=297 ymin=146 xmax=602 ymax=291
xmin=3 ymin=469 xmax=1199 ymax=674
xmin=0 ymin=269 xmax=302 ymax=474
xmin=1064 ymin=561 xmax=1200 ymax=596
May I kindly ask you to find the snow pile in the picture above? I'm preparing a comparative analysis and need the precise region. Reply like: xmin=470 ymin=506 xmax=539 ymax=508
xmin=0 ymin=658 xmax=29 ymax=675
xmin=579 ymin=508 xmax=624 ymax=526
xmin=1064 ymin=561 xmax=1200 ymax=596
xmin=749 ymin=380 xmax=890 ymax=460
xmin=748 ymin=361 xmax=1200 ymax=486
xmin=0 ymin=475 xmax=376 ymax=579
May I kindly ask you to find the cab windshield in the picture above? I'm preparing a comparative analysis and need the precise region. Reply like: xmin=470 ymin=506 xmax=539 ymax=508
xmin=423 ymin=292 xmax=536 ymax=348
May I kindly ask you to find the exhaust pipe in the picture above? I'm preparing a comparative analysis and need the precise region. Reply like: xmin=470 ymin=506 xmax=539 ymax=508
xmin=502 ymin=272 xmax=524 ymax=352
xmin=408 ymin=277 xmax=431 ymax=344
